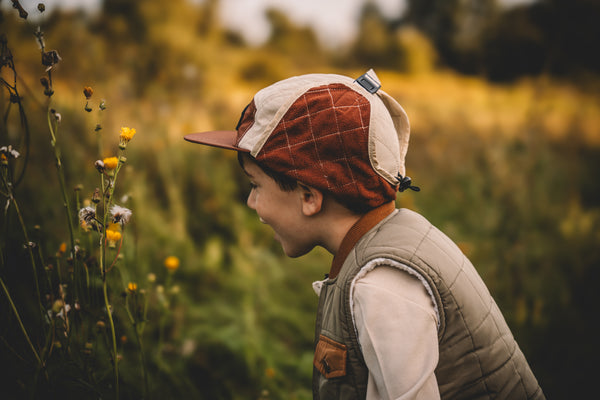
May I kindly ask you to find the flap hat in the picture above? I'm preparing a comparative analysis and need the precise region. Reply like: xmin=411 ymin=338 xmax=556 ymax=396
xmin=185 ymin=70 xmax=414 ymax=209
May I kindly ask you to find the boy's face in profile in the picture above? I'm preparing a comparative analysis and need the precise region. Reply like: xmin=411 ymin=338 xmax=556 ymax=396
xmin=241 ymin=155 xmax=319 ymax=258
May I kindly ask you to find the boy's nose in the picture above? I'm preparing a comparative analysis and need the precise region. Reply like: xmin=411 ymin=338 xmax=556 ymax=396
xmin=246 ymin=191 xmax=256 ymax=210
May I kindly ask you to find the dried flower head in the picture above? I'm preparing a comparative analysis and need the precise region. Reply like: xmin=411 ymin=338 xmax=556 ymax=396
xmin=94 ymin=160 xmax=105 ymax=173
xmin=83 ymin=86 xmax=93 ymax=99
xmin=41 ymin=50 xmax=61 ymax=70
xmin=110 ymin=205 xmax=132 ymax=226
xmin=78 ymin=206 xmax=96 ymax=225
xmin=40 ymin=76 xmax=53 ymax=96
xmin=92 ymin=187 xmax=101 ymax=203
xmin=38 ymin=3 xmax=46 ymax=13
xmin=0 ymin=145 xmax=20 ymax=159
xmin=103 ymin=156 xmax=119 ymax=170
xmin=164 ymin=256 xmax=180 ymax=271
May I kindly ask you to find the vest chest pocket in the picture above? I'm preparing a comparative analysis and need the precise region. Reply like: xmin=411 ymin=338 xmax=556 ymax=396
xmin=313 ymin=334 xmax=347 ymax=379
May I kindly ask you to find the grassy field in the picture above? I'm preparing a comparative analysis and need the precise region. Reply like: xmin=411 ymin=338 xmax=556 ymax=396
xmin=1 ymin=2 xmax=599 ymax=398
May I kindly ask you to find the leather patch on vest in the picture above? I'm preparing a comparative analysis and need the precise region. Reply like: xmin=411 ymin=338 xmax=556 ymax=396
xmin=313 ymin=334 xmax=347 ymax=379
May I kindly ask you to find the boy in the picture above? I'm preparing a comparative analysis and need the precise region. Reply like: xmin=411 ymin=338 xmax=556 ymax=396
xmin=185 ymin=70 xmax=544 ymax=399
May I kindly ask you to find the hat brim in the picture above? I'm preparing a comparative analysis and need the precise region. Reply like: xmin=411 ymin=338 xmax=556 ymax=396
xmin=184 ymin=130 xmax=250 ymax=152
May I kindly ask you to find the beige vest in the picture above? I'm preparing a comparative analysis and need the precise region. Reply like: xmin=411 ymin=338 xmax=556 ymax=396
xmin=313 ymin=208 xmax=544 ymax=399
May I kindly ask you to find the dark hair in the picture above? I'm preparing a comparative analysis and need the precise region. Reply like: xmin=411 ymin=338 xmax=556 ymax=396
xmin=237 ymin=152 xmax=375 ymax=215
xmin=237 ymin=152 xmax=297 ymax=192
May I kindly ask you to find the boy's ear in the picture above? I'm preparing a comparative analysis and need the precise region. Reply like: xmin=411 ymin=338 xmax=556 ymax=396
xmin=298 ymin=183 xmax=323 ymax=216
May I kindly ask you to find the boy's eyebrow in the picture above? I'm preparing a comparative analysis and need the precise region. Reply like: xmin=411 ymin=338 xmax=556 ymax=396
xmin=241 ymin=166 xmax=254 ymax=179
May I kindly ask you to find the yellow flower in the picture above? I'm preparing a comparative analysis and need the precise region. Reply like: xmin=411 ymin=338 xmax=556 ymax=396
xmin=265 ymin=368 xmax=276 ymax=378
xmin=103 ymin=156 xmax=119 ymax=170
xmin=58 ymin=242 xmax=67 ymax=254
xmin=164 ymin=256 xmax=180 ymax=271
xmin=106 ymin=223 xmax=122 ymax=245
xmin=127 ymin=282 xmax=138 ymax=293
xmin=119 ymin=127 xmax=136 ymax=149
xmin=119 ymin=127 xmax=136 ymax=142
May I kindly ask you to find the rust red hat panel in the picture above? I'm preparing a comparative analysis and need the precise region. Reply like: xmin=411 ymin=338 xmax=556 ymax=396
xmin=185 ymin=70 xmax=413 ymax=207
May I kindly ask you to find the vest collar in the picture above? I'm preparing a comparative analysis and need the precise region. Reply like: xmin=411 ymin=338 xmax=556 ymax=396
xmin=329 ymin=201 xmax=396 ymax=279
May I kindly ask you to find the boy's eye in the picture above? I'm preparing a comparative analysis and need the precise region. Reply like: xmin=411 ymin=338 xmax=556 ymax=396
xmin=249 ymin=182 xmax=257 ymax=189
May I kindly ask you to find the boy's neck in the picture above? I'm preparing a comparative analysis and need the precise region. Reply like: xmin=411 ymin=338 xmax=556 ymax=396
xmin=327 ymin=201 xmax=396 ymax=279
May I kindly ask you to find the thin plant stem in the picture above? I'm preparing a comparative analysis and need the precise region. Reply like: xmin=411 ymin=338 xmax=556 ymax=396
xmin=126 ymin=294 xmax=149 ymax=398
xmin=0 ymin=276 xmax=42 ymax=366
xmin=46 ymin=108 xmax=80 ymax=298
xmin=1 ymin=172 xmax=44 ymax=316
xmin=102 ymin=279 xmax=119 ymax=399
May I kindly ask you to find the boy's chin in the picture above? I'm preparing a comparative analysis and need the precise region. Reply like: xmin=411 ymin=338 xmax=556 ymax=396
xmin=280 ymin=242 xmax=313 ymax=259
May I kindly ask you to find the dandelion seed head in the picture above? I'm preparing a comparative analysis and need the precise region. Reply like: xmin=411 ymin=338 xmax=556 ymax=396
xmin=94 ymin=160 xmax=105 ymax=173
xmin=110 ymin=204 xmax=132 ymax=226
xmin=78 ymin=206 xmax=96 ymax=225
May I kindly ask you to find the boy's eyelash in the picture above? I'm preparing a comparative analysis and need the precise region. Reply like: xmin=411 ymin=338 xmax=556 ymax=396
xmin=249 ymin=183 xmax=257 ymax=189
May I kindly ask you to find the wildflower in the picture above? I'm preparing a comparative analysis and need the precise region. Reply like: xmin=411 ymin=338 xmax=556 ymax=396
xmin=38 ymin=3 xmax=46 ymax=13
xmin=103 ymin=156 xmax=119 ymax=170
xmin=119 ymin=127 xmax=136 ymax=149
xmin=50 ymin=109 xmax=61 ymax=123
xmin=57 ymin=304 xmax=71 ymax=320
xmin=0 ymin=154 xmax=6 ymax=166
xmin=170 ymin=285 xmax=180 ymax=294
xmin=58 ymin=242 xmax=67 ymax=254
xmin=127 ymin=282 xmax=138 ymax=293
xmin=83 ymin=86 xmax=93 ymax=99
xmin=106 ymin=223 xmax=122 ymax=247
xmin=265 ymin=368 xmax=276 ymax=378
xmin=164 ymin=256 xmax=180 ymax=272
xmin=94 ymin=160 xmax=105 ymax=173
xmin=0 ymin=145 xmax=20 ymax=159
xmin=147 ymin=273 xmax=156 ymax=283
xmin=96 ymin=321 xmax=106 ymax=329
xmin=110 ymin=204 xmax=132 ymax=226
xmin=99 ymin=100 xmax=107 ymax=111
xmin=52 ymin=299 xmax=64 ymax=313
xmin=40 ymin=76 xmax=53 ymax=96
xmin=78 ymin=206 xmax=96 ymax=225
xmin=41 ymin=50 xmax=61 ymax=71
xmin=92 ymin=188 xmax=101 ymax=203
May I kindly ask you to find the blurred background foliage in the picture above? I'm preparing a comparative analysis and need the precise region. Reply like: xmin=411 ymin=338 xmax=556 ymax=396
xmin=1 ymin=0 xmax=599 ymax=398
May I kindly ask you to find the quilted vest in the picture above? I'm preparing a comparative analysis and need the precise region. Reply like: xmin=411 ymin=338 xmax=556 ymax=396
xmin=312 ymin=208 xmax=544 ymax=399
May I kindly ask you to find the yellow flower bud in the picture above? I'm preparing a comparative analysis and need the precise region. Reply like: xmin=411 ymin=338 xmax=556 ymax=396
xmin=164 ymin=256 xmax=180 ymax=271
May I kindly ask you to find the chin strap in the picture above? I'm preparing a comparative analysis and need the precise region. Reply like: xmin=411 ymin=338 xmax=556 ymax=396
xmin=397 ymin=174 xmax=420 ymax=192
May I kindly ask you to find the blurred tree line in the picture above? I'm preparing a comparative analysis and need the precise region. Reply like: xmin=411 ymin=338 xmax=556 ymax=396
xmin=351 ymin=0 xmax=600 ymax=82
xmin=1 ymin=0 xmax=599 ymax=399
